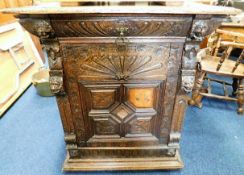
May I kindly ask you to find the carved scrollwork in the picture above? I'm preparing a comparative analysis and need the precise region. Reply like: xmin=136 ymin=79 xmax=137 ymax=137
xmin=168 ymin=132 xmax=181 ymax=148
xmin=49 ymin=70 xmax=65 ymax=96
xmin=167 ymin=132 xmax=181 ymax=157
xmin=19 ymin=19 xmax=55 ymax=39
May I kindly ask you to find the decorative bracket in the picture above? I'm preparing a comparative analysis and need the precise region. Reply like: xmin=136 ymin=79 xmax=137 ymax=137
xmin=42 ymin=40 xmax=65 ymax=96
xmin=49 ymin=70 xmax=65 ymax=96
xmin=168 ymin=132 xmax=181 ymax=148
xmin=181 ymin=44 xmax=199 ymax=93
xmin=167 ymin=132 xmax=181 ymax=157
xmin=19 ymin=19 xmax=55 ymax=39
xmin=43 ymin=40 xmax=62 ymax=70
xmin=190 ymin=20 xmax=209 ymax=41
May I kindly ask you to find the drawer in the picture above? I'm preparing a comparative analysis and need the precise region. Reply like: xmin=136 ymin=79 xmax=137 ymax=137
xmin=51 ymin=16 xmax=192 ymax=37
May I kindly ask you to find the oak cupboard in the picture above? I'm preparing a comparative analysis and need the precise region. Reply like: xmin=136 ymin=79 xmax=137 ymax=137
xmin=3 ymin=1 xmax=240 ymax=171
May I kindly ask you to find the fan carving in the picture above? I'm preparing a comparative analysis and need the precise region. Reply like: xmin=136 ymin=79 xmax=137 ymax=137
xmin=65 ymin=44 xmax=170 ymax=81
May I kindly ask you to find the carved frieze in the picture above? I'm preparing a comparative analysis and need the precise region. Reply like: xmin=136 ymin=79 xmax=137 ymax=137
xmin=52 ymin=17 xmax=192 ymax=37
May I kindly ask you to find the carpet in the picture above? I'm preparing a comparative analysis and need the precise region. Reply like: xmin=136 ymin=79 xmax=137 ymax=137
xmin=0 ymin=83 xmax=244 ymax=175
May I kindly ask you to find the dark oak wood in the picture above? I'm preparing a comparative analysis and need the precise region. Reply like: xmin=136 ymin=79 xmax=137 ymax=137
xmin=3 ymin=2 xmax=240 ymax=171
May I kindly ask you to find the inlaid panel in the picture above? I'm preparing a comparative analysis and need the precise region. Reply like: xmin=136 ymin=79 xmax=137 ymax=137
xmin=128 ymin=88 xmax=154 ymax=108
xmin=124 ymin=83 xmax=161 ymax=113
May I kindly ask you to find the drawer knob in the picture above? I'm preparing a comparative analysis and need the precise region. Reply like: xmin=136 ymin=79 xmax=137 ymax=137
xmin=115 ymin=27 xmax=129 ymax=51
xmin=116 ymin=27 xmax=128 ymax=37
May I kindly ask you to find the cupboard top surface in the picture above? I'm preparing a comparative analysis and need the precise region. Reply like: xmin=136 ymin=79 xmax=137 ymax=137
xmin=1 ymin=2 xmax=241 ymax=15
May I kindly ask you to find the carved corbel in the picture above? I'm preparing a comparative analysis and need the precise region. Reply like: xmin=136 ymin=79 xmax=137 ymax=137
xmin=43 ymin=41 xmax=63 ymax=70
xmin=189 ymin=16 xmax=226 ymax=42
xmin=19 ymin=19 xmax=55 ymax=39
xmin=49 ymin=70 xmax=65 ymax=96
xmin=181 ymin=44 xmax=199 ymax=93
xmin=42 ymin=40 xmax=65 ymax=96
xmin=190 ymin=20 xmax=209 ymax=41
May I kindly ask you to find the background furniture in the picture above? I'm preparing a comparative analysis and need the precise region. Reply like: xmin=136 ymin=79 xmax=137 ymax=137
xmin=0 ymin=0 xmax=47 ymax=117
xmin=0 ymin=22 xmax=43 ymax=117
xmin=189 ymin=29 xmax=244 ymax=114
xmin=3 ymin=1 xmax=240 ymax=171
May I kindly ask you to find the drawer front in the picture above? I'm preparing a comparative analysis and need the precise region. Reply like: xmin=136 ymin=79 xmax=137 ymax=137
xmin=51 ymin=16 xmax=192 ymax=37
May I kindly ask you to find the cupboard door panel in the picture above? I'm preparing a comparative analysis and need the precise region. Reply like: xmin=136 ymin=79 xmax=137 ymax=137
xmin=62 ymin=42 xmax=170 ymax=81
xmin=79 ymin=82 xmax=164 ymax=146
xmin=62 ymin=40 xmax=180 ymax=147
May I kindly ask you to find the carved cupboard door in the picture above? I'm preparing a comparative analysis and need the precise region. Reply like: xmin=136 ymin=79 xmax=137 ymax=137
xmin=62 ymin=38 xmax=183 ymax=147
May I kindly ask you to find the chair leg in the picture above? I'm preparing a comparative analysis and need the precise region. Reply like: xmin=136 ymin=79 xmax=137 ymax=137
xmin=188 ymin=70 xmax=206 ymax=108
xmin=232 ymin=78 xmax=238 ymax=96
xmin=237 ymin=79 xmax=244 ymax=115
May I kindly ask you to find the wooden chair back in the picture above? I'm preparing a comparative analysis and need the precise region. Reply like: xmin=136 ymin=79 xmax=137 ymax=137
xmin=208 ymin=29 xmax=244 ymax=73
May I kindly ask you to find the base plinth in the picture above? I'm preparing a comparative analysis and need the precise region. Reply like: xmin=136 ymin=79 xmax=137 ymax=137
xmin=62 ymin=151 xmax=183 ymax=171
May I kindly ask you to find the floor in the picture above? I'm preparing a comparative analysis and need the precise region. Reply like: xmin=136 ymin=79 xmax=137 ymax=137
xmin=1 ymin=83 xmax=244 ymax=175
